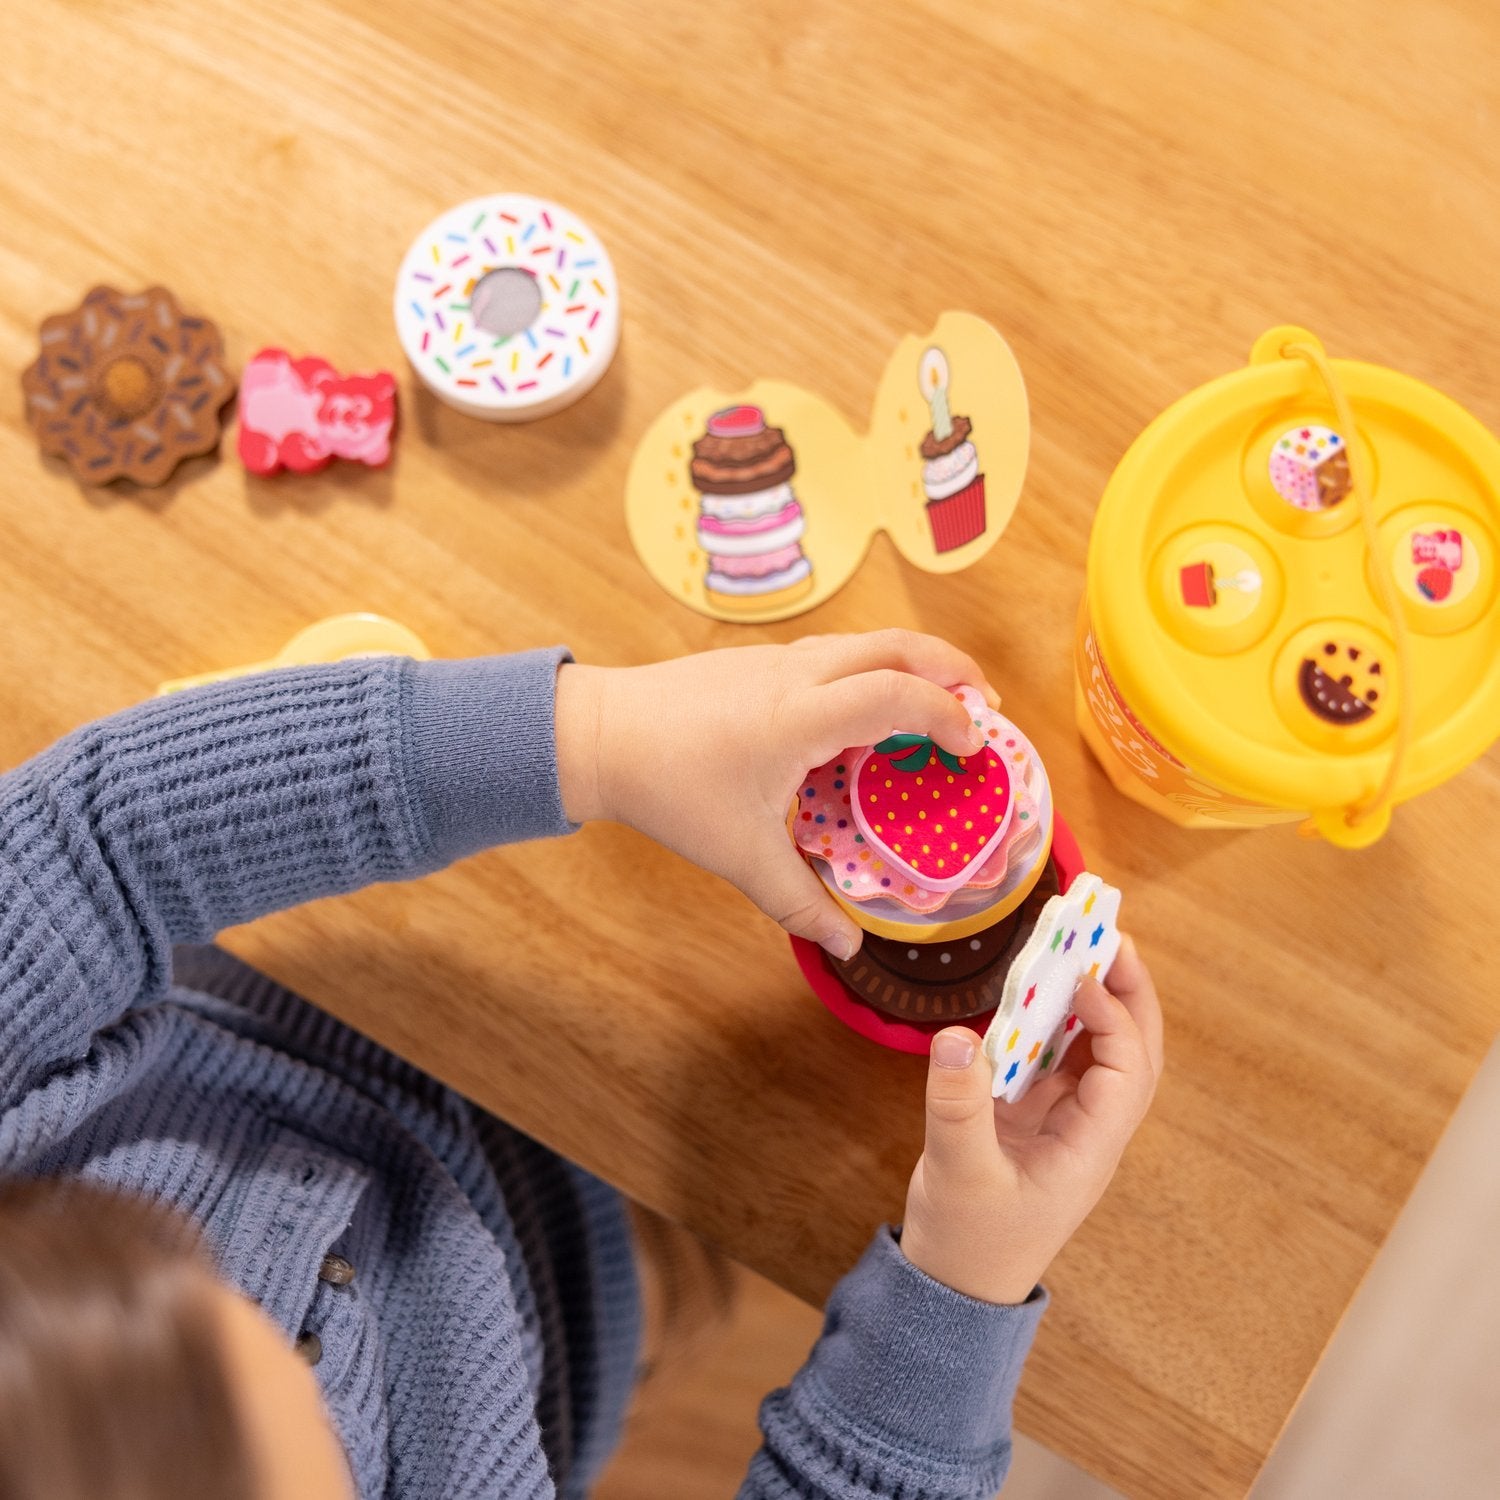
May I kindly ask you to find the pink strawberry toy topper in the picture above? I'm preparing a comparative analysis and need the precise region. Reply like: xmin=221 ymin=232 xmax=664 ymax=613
xmin=852 ymin=727 xmax=1014 ymax=893
xmin=238 ymin=348 xmax=397 ymax=477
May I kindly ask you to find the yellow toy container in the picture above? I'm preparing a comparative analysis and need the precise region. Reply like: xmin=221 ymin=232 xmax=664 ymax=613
xmin=1077 ymin=326 xmax=1500 ymax=849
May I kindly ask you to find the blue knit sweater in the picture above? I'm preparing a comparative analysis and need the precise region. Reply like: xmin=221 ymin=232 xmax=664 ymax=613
xmin=0 ymin=650 xmax=1044 ymax=1499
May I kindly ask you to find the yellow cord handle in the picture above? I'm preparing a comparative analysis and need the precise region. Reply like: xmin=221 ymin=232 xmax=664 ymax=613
xmin=1282 ymin=341 xmax=1413 ymax=840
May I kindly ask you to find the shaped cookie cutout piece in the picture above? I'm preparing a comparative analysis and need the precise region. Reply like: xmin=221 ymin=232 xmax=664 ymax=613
xmin=981 ymin=873 xmax=1122 ymax=1103
xmin=1298 ymin=639 xmax=1382 ymax=725
xmin=1269 ymin=424 xmax=1351 ymax=512
xmin=21 ymin=286 xmax=235 ymax=487
xmin=238 ymin=349 xmax=398 ymax=476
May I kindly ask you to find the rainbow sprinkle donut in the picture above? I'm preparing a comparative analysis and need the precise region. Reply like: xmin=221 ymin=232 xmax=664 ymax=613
xmin=393 ymin=194 xmax=620 ymax=421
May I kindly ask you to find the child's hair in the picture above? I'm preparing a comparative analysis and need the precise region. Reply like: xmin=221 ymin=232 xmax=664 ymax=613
xmin=0 ymin=1178 xmax=256 ymax=1500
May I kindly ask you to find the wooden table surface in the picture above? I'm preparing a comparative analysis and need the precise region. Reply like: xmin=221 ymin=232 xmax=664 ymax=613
xmin=3 ymin=3 xmax=1498 ymax=1495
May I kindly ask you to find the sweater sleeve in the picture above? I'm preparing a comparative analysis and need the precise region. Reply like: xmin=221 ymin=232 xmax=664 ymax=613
xmin=738 ymin=1227 xmax=1047 ymax=1500
xmin=0 ymin=648 xmax=573 ymax=1111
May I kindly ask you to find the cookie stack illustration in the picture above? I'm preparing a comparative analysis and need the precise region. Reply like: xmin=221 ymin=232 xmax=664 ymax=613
xmin=918 ymin=347 xmax=987 ymax=552
xmin=691 ymin=405 xmax=813 ymax=611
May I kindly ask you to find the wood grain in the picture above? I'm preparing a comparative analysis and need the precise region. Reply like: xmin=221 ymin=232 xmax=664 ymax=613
xmin=2 ymin=3 xmax=1498 ymax=1495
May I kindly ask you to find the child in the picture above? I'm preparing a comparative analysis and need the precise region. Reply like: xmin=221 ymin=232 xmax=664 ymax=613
xmin=0 ymin=629 xmax=1162 ymax=1500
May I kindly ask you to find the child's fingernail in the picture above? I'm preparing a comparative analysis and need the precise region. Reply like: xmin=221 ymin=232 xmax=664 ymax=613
xmin=820 ymin=931 xmax=857 ymax=961
xmin=966 ymin=726 xmax=986 ymax=750
xmin=932 ymin=1031 xmax=975 ymax=1069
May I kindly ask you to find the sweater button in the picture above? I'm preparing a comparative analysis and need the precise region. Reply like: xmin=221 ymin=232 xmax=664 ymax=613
xmin=318 ymin=1254 xmax=355 ymax=1287
xmin=295 ymin=1331 xmax=323 ymax=1367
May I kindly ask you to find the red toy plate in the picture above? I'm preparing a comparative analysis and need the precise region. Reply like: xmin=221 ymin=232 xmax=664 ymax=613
xmin=790 ymin=813 xmax=1084 ymax=1054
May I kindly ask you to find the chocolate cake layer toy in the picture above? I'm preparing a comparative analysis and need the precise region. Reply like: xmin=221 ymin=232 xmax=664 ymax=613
xmin=788 ymin=684 xmax=1123 ymax=1092
xmin=626 ymin=312 xmax=1029 ymax=623
xmin=21 ymin=286 xmax=235 ymax=488
xmin=393 ymin=193 xmax=619 ymax=422
xmin=1078 ymin=324 xmax=1500 ymax=848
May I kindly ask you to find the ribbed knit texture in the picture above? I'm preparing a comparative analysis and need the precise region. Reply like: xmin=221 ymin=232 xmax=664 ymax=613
xmin=0 ymin=650 xmax=1045 ymax=1499
xmin=741 ymin=1231 xmax=1046 ymax=1499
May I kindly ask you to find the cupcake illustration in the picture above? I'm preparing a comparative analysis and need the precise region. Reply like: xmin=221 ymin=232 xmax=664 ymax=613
xmin=690 ymin=405 xmax=814 ymax=612
xmin=918 ymin=347 xmax=987 ymax=553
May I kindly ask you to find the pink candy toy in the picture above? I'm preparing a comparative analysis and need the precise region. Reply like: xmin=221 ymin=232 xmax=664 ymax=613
xmin=238 ymin=349 xmax=397 ymax=476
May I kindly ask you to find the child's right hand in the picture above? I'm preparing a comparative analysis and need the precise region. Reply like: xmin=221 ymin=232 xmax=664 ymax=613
xmin=554 ymin=630 xmax=997 ymax=959
xmin=897 ymin=936 xmax=1163 ymax=1305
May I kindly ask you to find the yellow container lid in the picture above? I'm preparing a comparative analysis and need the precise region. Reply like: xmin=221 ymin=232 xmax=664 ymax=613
xmin=1086 ymin=326 xmax=1500 ymax=847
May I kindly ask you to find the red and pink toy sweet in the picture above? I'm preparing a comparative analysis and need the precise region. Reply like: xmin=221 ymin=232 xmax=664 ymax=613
xmin=238 ymin=349 xmax=397 ymax=477
xmin=788 ymin=684 xmax=1123 ymax=1097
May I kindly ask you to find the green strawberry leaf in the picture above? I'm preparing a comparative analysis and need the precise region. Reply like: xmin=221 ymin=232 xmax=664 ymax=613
xmin=871 ymin=733 xmax=973 ymax=777
xmin=873 ymin=733 xmax=927 ymax=756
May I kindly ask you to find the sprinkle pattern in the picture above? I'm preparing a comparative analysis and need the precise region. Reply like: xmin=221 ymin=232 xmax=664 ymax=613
xmin=982 ymin=873 xmax=1122 ymax=1104
xmin=394 ymin=195 xmax=617 ymax=416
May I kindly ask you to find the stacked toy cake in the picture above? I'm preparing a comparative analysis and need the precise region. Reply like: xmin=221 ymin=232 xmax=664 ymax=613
xmin=792 ymin=684 xmax=1121 ymax=1100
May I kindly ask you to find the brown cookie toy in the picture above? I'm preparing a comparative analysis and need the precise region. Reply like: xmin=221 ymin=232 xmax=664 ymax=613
xmin=21 ymin=286 xmax=235 ymax=487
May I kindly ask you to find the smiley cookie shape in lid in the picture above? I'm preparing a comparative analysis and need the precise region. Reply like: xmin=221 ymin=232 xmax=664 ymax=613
xmin=1078 ymin=324 xmax=1500 ymax=848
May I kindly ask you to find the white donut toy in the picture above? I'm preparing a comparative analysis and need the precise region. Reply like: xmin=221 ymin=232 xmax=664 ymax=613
xmin=392 ymin=194 xmax=620 ymax=421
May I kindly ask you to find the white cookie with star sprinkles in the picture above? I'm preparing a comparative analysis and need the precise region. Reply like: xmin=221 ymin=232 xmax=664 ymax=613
xmin=981 ymin=873 xmax=1122 ymax=1103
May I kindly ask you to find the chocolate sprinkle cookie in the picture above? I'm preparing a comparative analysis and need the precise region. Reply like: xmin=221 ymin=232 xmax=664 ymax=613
xmin=21 ymin=285 xmax=234 ymax=488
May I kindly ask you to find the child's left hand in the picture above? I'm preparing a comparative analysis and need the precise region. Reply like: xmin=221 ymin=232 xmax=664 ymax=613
xmin=555 ymin=630 xmax=998 ymax=959
xmin=898 ymin=936 xmax=1164 ymax=1305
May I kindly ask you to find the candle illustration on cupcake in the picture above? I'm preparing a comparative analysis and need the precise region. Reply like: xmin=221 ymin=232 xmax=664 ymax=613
xmin=918 ymin=347 xmax=988 ymax=553
xmin=691 ymin=405 xmax=814 ymax=612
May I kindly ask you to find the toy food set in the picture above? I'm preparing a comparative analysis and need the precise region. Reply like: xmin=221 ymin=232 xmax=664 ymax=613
xmin=392 ymin=193 xmax=620 ymax=422
xmin=787 ymin=684 xmax=1123 ymax=1091
xmin=157 ymin=614 xmax=430 ymax=695
xmin=238 ymin=350 xmax=397 ymax=475
xmin=625 ymin=311 xmax=1030 ymax=622
xmin=1078 ymin=325 xmax=1500 ymax=849
xmin=21 ymin=286 xmax=235 ymax=487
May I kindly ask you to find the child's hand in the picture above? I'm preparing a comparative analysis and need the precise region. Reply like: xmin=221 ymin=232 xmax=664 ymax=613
xmin=555 ymin=631 xmax=997 ymax=958
xmin=898 ymin=936 xmax=1163 ymax=1305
